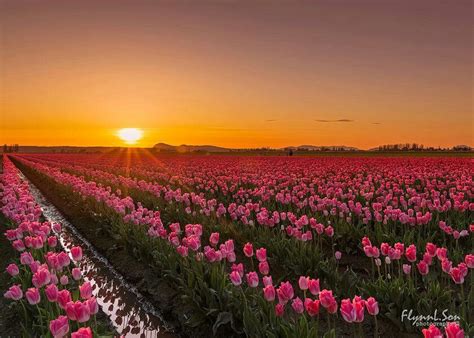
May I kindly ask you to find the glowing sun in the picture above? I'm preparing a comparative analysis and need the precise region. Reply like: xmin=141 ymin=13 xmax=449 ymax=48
xmin=117 ymin=128 xmax=143 ymax=144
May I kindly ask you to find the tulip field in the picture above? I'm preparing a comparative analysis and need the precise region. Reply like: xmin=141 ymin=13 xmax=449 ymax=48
xmin=1 ymin=152 xmax=472 ymax=337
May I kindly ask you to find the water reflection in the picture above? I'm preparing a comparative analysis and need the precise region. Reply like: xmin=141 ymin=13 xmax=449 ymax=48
xmin=21 ymin=173 xmax=175 ymax=338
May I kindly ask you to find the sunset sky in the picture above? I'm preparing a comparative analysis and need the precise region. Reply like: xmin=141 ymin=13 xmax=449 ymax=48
xmin=0 ymin=0 xmax=472 ymax=149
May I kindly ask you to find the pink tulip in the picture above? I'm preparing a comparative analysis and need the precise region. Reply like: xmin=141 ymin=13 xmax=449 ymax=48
xmin=275 ymin=303 xmax=284 ymax=317
xmin=45 ymin=284 xmax=59 ymax=302
xmin=277 ymin=281 xmax=294 ymax=304
xmin=229 ymin=271 xmax=242 ymax=286
xmin=422 ymin=324 xmax=443 ymax=338
xmin=72 ymin=268 xmax=82 ymax=281
xmin=445 ymin=322 xmax=464 ymax=338
xmin=4 ymin=284 xmax=23 ymax=300
xmin=258 ymin=261 xmax=270 ymax=275
xmin=70 ymin=246 xmax=83 ymax=262
xmin=49 ymin=315 xmax=69 ymax=338
xmin=262 ymin=276 xmax=273 ymax=287
xmin=291 ymin=297 xmax=304 ymax=314
xmin=405 ymin=245 xmax=417 ymax=262
xmin=353 ymin=297 xmax=365 ymax=323
xmin=255 ymin=248 xmax=267 ymax=262
xmin=60 ymin=275 xmax=69 ymax=285
xmin=417 ymin=261 xmax=429 ymax=275
xmin=48 ymin=236 xmax=58 ymax=248
xmin=465 ymin=254 xmax=474 ymax=268
xmin=298 ymin=276 xmax=309 ymax=290
xmin=449 ymin=268 xmax=464 ymax=284
xmin=71 ymin=327 xmax=93 ymax=338
xmin=365 ymin=297 xmax=379 ymax=315
xmin=403 ymin=264 xmax=412 ymax=275
xmin=80 ymin=282 xmax=93 ymax=299
xmin=86 ymin=297 xmax=99 ymax=315
xmin=319 ymin=289 xmax=337 ymax=313
xmin=57 ymin=290 xmax=72 ymax=309
xmin=66 ymin=301 xmax=91 ymax=323
xmin=425 ymin=243 xmax=437 ymax=257
xmin=246 ymin=272 xmax=259 ymax=288
xmin=243 ymin=243 xmax=253 ymax=257
xmin=6 ymin=263 xmax=19 ymax=276
xmin=32 ymin=267 xmax=51 ymax=288
xmin=263 ymin=285 xmax=276 ymax=301
xmin=209 ymin=232 xmax=219 ymax=247
xmin=25 ymin=287 xmax=41 ymax=305
xmin=441 ymin=259 xmax=453 ymax=273
xmin=340 ymin=298 xmax=355 ymax=322
xmin=308 ymin=278 xmax=320 ymax=296
xmin=335 ymin=251 xmax=342 ymax=260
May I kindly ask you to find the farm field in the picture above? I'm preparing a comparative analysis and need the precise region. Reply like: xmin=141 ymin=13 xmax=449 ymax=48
xmin=1 ymin=152 xmax=472 ymax=337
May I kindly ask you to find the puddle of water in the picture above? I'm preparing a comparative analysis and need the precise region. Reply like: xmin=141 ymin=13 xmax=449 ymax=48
xmin=20 ymin=172 xmax=176 ymax=338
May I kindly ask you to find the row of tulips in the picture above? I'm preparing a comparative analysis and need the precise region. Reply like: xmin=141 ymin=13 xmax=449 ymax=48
xmin=1 ymin=156 xmax=104 ymax=337
xmin=9 ymin=156 xmax=390 ymax=337
xmin=8 ymin=154 xmax=474 ymax=336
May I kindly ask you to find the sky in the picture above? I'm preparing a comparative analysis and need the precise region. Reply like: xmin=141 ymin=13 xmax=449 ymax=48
xmin=0 ymin=0 xmax=472 ymax=149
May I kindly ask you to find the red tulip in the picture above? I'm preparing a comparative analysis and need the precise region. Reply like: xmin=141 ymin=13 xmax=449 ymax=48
xmin=445 ymin=322 xmax=464 ymax=338
xmin=258 ymin=261 xmax=270 ymax=275
xmin=304 ymin=298 xmax=320 ymax=317
xmin=417 ymin=261 xmax=429 ymax=275
xmin=405 ymin=245 xmax=417 ymax=262
xmin=422 ymin=324 xmax=443 ymax=338
xmin=243 ymin=243 xmax=254 ymax=257
xmin=449 ymin=267 xmax=465 ymax=284
xmin=308 ymin=278 xmax=320 ymax=296
xmin=275 ymin=303 xmax=284 ymax=317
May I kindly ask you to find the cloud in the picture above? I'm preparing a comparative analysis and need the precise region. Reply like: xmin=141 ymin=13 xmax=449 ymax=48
xmin=372 ymin=122 xmax=381 ymax=125
xmin=265 ymin=119 xmax=278 ymax=122
xmin=315 ymin=119 xmax=354 ymax=123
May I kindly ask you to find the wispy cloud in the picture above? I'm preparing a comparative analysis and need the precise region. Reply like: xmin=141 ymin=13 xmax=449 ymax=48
xmin=265 ymin=119 xmax=278 ymax=122
xmin=372 ymin=122 xmax=381 ymax=125
xmin=315 ymin=119 xmax=354 ymax=123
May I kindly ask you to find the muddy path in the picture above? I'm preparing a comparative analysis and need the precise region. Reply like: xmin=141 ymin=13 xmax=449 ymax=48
xmin=17 ymin=170 xmax=177 ymax=338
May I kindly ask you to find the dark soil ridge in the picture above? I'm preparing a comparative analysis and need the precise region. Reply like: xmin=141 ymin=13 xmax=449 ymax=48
xmin=11 ymin=158 xmax=192 ymax=337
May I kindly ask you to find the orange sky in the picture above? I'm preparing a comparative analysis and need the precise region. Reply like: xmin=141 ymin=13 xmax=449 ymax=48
xmin=0 ymin=0 xmax=472 ymax=149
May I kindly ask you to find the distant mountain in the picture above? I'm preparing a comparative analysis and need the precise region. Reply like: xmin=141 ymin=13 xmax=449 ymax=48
xmin=281 ymin=145 xmax=359 ymax=151
xmin=153 ymin=143 xmax=232 ymax=153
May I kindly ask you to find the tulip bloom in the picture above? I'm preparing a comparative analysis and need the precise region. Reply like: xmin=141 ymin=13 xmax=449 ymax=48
xmin=255 ymin=248 xmax=267 ymax=262
xmin=298 ymin=276 xmax=309 ymax=291
xmin=275 ymin=303 xmax=284 ymax=317
xmin=209 ymin=232 xmax=219 ymax=247
xmin=405 ymin=245 xmax=417 ymax=262
xmin=4 ymin=284 xmax=23 ymax=300
xmin=449 ymin=267 xmax=465 ymax=284
xmin=263 ymin=285 xmax=276 ymax=301
xmin=243 ymin=243 xmax=254 ymax=257
xmin=319 ymin=289 xmax=337 ymax=314
xmin=46 ymin=284 xmax=59 ymax=302
xmin=246 ymin=272 xmax=259 ymax=288
xmin=79 ymin=282 xmax=93 ymax=299
xmin=444 ymin=322 xmax=464 ymax=338
xmin=365 ymin=297 xmax=379 ymax=315
xmin=25 ymin=287 xmax=41 ymax=305
xmin=422 ymin=324 xmax=443 ymax=338
xmin=417 ymin=261 xmax=429 ymax=275
xmin=304 ymin=298 xmax=320 ymax=317
xmin=308 ymin=278 xmax=320 ymax=296
xmin=291 ymin=297 xmax=304 ymax=314
xmin=340 ymin=299 xmax=355 ymax=323
xmin=258 ymin=261 xmax=270 ymax=275
xmin=6 ymin=263 xmax=19 ymax=277
xmin=262 ymin=276 xmax=273 ymax=287
xmin=71 ymin=327 xmax=93 ymax=338
xmin=277 ymin=281 xmax=294 ymax=304
xmin=49 ymin=315 xmax=69 ymax=338
xmin=72 ymin=268 xmax=82 ymax=281
xmin=465 ymin=254 xmax=474 ymax=269
xmin=229 ymin=271 xmax=242 ymax=286
xmin=66 ymin=301 xmax=91 ymax=323
xmin=70 ymin=246 xmax=83 ymax=262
